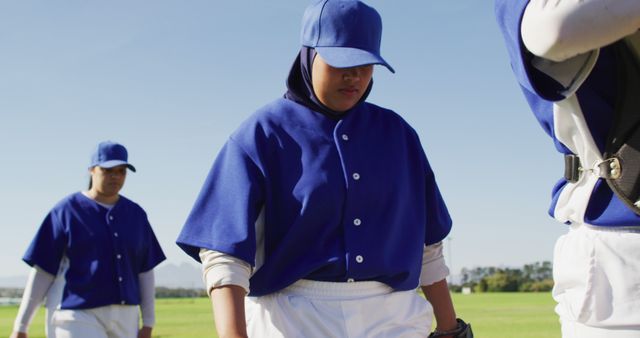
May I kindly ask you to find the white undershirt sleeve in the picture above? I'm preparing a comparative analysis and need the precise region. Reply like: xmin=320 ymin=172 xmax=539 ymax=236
xmin=521 ymin=0 xmax=640 ymax=61
xmin=419 ymin=242 xmax=450 ymax=287
xmin=13 ymin=267 xmax=55 ymax=333
xmin=138 ymin=269 xmax=156 ymax=328
xmin=199 ymin=249 xmax=252 ymax=296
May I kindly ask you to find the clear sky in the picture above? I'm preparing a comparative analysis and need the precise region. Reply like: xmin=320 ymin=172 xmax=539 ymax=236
xmin=0 ymin=1 xmax=566 ymax=281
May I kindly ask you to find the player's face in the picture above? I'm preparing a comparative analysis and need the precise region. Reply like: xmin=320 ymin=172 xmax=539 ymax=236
xmin=90 ymin=165 xmax=127 ymax=197
xmin=312 ymin=55 xmax=373 ymax=113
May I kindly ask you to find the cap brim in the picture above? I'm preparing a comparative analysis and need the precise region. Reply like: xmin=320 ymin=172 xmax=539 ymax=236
xmin=97 ymin=160 xmax=136 ymax=172
xmin=315 ymin=47 xmax=395 ymax=73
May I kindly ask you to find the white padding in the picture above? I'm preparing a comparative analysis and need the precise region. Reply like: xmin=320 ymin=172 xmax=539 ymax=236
xmin=522 ymin=0 xmax=640 ymax=61
xmin=200 ymin=249 xmax=252 ymax=295
xmin=419 ymin=242 xmax=450 ymax=287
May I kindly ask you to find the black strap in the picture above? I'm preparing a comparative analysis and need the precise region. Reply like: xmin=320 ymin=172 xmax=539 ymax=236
xmin=602 ymin=39 xmax=640 ymax=215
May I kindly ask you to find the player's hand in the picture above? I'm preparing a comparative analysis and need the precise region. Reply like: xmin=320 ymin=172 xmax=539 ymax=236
xmin=138 ymin=326 xmax=152 ymax=338
xmin=10 ymin=332 xmax=28 ymax=338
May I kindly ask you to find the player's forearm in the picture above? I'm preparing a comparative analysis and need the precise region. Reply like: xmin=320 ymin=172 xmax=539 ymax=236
xmin=421 ymin=279 xmax=457 ymax=332
xmin=138 ymin=270 xmax=156 ymax=328
xmin=522 ymin=0 xmax=640 ymax=61
xmin=13 ymin=267 xmax=55 ymax=333
xmin=210 ymin=285 xmax=248 ymax=338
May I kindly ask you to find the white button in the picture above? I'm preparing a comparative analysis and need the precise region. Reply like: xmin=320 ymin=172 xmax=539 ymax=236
xmin=117 ymin=254 xmax=122 ymax=259
xmin=347 ymin=278 xmax=355 ymax=283
xmin=342 ymin=134 xmax=349 ymax=141
xmin=355 ymin=255 xmax=364 ymax=263
xmin=353 ymin=218 xmax=361 ymax=226
xmin=118 ymin=276 xmax=123 ymax=282
xmin=114 ymin=232 xmax=119 ymax=237
xmin=109 ymin=215 xmax=114 ymax=221
xmin=352 ymin=173 xmax=360 ymax=180
xmin=121 ymin=300 xmax=125 ymax=304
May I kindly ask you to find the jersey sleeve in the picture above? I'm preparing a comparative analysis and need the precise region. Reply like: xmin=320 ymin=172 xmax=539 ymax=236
xmin=22 ymin=211 xmax=67 ymax=276
xmin=410 ymin=125 xmax=452 ymax=246
xmin=495 ymin=0 xmax=567 ymax=101
xmin=423 ymin=167 xmax=453 ymax=246
xmin=176 ymin=138 xmax=266 ymax=266
xmin=139 ymin=212 xmax=166 ymax=273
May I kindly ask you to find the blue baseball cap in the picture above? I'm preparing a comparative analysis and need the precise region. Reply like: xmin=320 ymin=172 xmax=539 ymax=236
xmin=301 ymin=0 xmax=395 ymax=73
xmin=89 ymin=141 xmax=136 ymax=172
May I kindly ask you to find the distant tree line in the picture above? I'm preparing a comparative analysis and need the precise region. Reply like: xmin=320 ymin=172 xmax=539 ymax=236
xmin=155 ymin=286 xmax=207 ymax=298
xmin=2 ymin=287 xmax=208 ymax=299
xmin=0 ymin=288 xmax=23 ymax=298
xmin=450 ymin=261 xmax=553 ymax=292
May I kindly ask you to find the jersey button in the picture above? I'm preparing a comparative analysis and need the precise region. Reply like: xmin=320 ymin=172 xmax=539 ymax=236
xmin=121 ymin=300 xmax=126 ymax=305
xmin=117 ymin=254 xmax=122 ymax=260
xmin=347 ymin=278 xmax=355 ymax=283
xmin=353 ymin=218 xmax=361 ymax=226
xmin=118 ymin=276 xmax=123 ymax=282
xmin=355 ymin=255 xmax=364 ymax=263
xmin=342 ymin=134 xmax=349 ymax=141
xmin=114 ymin=232 xmax=119 ymax=237
xmin=109 ymin=215 xmax=114 ymax=221
xmin=352 ymin=173 xmax=360 ymax=180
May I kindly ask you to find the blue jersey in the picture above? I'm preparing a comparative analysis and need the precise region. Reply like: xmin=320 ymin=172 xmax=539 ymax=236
xmin=177 ymin=98 xmax=452 ymax=296
xmin=495 ymin=0 xmax=640 ymax=227
xmin=23 ymin=192 xmax=166 ymax=309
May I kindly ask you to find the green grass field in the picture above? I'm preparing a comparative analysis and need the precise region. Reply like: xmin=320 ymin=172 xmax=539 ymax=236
xmin=1 ymin=292 xmax=560 ymax=337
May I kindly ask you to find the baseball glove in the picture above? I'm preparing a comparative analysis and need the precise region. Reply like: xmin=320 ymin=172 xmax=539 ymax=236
xmin=428 ymin=318 xmax=473 ymax=338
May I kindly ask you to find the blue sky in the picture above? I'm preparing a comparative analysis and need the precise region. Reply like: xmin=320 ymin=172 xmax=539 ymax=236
xmin=0 ymin=1 xmax=566 ymax=280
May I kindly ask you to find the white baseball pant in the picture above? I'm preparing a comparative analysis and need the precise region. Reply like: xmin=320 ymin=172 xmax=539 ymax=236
xmin=553 ymin=224 xmax=640 ymax=338
xmin=50 ymin=305 xmax=139 ymax=338
xmin=245 ymin=279 xmax=433 ymax=338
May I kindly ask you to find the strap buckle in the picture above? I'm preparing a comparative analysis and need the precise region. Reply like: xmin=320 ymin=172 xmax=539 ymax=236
xmin=596 ymin=157 xmax=622 ymax=179
xmin=564 ymin=154 xmax=582 ymax=183
xmin=564 ymin=155 xmax=622 ymax=182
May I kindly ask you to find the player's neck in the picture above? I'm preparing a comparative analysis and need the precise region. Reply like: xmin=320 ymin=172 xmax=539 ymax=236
xmin=86 ymin=189 xmax=120 ymax=205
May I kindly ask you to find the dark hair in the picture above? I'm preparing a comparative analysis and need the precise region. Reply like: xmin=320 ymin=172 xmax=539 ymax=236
xmin=88 ymin=166 xmax=94 ymax=189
